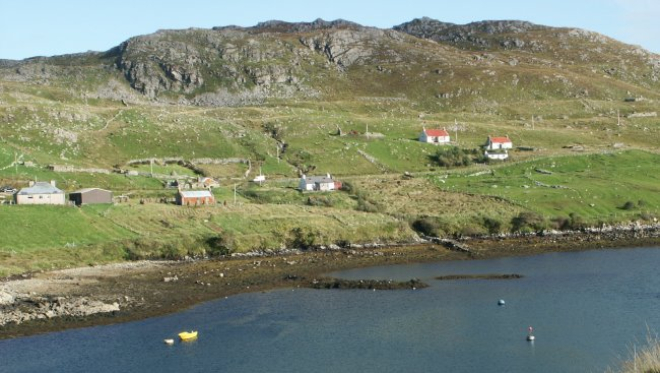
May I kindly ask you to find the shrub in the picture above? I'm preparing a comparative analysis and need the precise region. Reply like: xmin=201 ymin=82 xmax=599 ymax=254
xmin=289 ymin=227 xmax=317 ymax=249
xmin=622 ymin=201 xmax=636 ymax=210
xmin=511 ymin=212 xmax=546 ymax=233
xmin=431 ymin=147 xmax=473 ymax=168
xmin=340 ymin=180 xmax=355 ymax=193
xmin=205 ymin=234 xmax=235 ymax=256
xmin=551 ymin=213 xmax=585 ymax=231
xmin=411 ymin=217 xmax=440 ymax=236
xmin=483 ymin=217 xmax=503 ymax=234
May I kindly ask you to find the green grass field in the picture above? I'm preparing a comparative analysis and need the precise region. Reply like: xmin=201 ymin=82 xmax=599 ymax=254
xmin=439 ymin=150 xmax=660 ymax=225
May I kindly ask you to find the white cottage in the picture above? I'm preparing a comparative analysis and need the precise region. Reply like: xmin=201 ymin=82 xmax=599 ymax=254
xmin=485 ymin=136 xmax=513 ymax=150
xmin=15 ymin=181 xmax=66 ymax=205
xmin=419 ymin=128 xmax=450 ymax=145
xmin=484 ymin=136 xmax=513 ymax=160
xmin=299 ymin=174 xmax=340 ymax=192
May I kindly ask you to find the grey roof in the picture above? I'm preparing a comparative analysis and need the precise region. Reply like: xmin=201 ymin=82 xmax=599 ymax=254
xmin=18 ymin=182 xmax=63 ymax=195
xmin=71 ymin=188 xmax=112 ymax=194
xmin=302 ymin=176 xmax=334 ymax=185
xmin=179 ymin=190 xmax=214 ymax=198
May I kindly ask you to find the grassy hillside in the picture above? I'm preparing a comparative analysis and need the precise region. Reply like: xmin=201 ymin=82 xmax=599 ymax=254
xmin=0 ymin=19 xmax=659 ymax=275
xmin=438 ymin=150 xmax=660 ymax=228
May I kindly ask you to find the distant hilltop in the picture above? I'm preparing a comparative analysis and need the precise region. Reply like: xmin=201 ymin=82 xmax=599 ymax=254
xmin=1 ymin=17 xmax=657 ymax=107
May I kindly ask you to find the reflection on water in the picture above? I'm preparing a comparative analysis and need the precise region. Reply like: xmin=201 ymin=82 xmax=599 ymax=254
xmin=2 ymin=247 xmax=660 ymax=373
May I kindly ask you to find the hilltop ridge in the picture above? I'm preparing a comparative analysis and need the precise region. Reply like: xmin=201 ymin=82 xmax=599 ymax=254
xmin=1 ymin=17 xmax=658 ymax=105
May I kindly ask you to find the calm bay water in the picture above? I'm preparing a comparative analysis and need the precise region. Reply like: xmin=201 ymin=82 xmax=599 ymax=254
xmin=2 ymin=247 xmax=660 ymax=373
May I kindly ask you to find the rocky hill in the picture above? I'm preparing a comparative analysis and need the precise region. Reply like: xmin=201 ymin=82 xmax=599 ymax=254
xmin=1 ymin=18 xmax=659 ymax=107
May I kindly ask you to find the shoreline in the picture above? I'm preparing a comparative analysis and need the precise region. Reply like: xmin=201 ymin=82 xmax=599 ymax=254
xmin=2 ymin=230 xmax=660 ymax=340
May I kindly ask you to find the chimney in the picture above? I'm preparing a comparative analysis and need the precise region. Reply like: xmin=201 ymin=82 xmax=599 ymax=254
xmin=50 ymin=180 xmax=56 ymax=187
xmin=326 ymin=173 xmax=331 ymax=179
xmin=28 ymin=181 xmax=35 ymax=187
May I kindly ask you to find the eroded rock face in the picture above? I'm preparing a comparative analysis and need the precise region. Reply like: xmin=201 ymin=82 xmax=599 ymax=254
xmin=117 ymin=37 xmax=205 ymax=97
xmin=394 ymin=18 xmax=547 ymax=50
xmin=299 ymin=28 xmax=390 ymax=68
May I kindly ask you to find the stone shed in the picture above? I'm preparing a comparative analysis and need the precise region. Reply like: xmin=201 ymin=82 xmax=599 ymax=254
xmin=69 ymin=188 xmax=113 ymax=206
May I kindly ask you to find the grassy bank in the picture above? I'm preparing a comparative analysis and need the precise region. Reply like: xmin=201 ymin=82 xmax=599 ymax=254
xmin=0 ymin=202 xmax=415 ymax=276
xmin=610 ymin=335 xmax=660 ymax=373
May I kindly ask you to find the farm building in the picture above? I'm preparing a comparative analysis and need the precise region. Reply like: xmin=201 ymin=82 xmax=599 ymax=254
xmin=15 ymin=181 xmax=66 ymax=205
xmin=176 ymin=190 xmax=215 ymax=206
xmin=484 ymin=136 xmax=513 ymax=160
xmin=485 ymin=136 xmax=513 ymax=150
xmin=69 ymin=188 xmax=113 ymax=206
xmin=419 ymin=128 xmax=450 ymax=145
xmin=299 ymin=174 xmax=342 ymax=192
xmin=193 ymin=177 xmax=220 ymax=189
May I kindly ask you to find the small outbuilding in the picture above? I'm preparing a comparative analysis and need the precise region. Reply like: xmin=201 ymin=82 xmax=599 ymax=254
xmin=69 ymin=188 xmax=113 ymax=206
xmin=193 ymin=177 xmax=220 ymax=189
xmin=15 ymin=181 xmax=66 ymax=205
xmin=176 ymin=190 xmax=215 ymax=206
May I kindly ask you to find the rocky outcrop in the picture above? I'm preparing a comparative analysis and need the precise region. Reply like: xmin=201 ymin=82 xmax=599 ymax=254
xmin=299 ymin=28 xmax=395 ymax=68
xmin=395 ymin=18 xmax=547 ymax=50
xmin=0 ymin=292 xmax=121 ymax=327
xmin=215 ymin=18 xmax=365 ymax=34
xmin=116 ymin=38 xmax=205 ymax=98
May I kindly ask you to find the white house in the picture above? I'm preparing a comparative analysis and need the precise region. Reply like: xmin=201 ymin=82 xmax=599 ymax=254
xmin=484 ymin=136 xmax=513 ymax=160
xmin=485 ymin=136 xmax=513 ymax=150
xmin=299 ymin=174 xmax=341 ymax=192
xmin=15 ymin=181 xmax=66 ymax=205
xmin=419 ymin=128 xmax=450 ymax=144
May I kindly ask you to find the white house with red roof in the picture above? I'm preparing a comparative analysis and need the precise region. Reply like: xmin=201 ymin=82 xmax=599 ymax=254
xmin=419 ymin=128 xmax=450 ymax=145
xmin=484 ymin=136 xmax=513 ymax=160
xmin=485 ymin=136 xmax=513 ymax=150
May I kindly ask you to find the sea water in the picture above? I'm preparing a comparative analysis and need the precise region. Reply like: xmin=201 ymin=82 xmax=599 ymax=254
xmin=2 ymin=247 xmax=660 ymax=373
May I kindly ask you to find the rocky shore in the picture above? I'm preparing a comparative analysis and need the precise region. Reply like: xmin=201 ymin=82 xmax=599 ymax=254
xmin=1 ymin=228 xmax=660 ymax=340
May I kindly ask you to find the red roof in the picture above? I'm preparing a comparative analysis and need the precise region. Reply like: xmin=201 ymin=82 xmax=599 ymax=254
xmin=424 ymin=129 xmax=450 ymax=137
xmin=489 ymin=136 xmax=511 ymax=143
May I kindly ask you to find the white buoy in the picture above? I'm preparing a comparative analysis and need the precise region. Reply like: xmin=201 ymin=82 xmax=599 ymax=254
xmin=164 ymin=339 xmax=174 ymax=345
xmin=498 ymin=299 xmax=506 ymax=306
xmin=526 ymin=326 xmax=535 ymax=342
xmin=527 ymin=335 xmax=535 ymax=342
